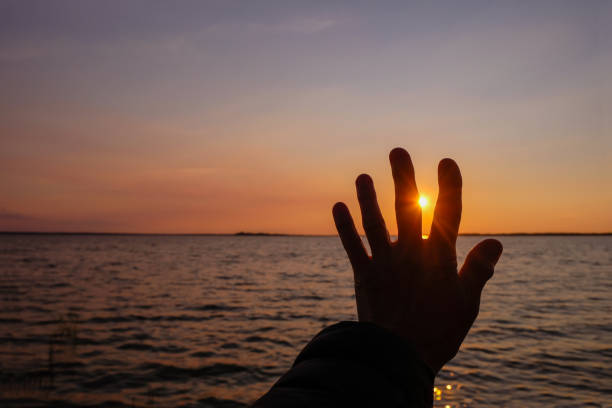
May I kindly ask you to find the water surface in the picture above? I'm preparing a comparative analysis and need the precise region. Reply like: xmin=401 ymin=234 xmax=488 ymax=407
xmin=0 ymin=234 xmax=610 ymax=407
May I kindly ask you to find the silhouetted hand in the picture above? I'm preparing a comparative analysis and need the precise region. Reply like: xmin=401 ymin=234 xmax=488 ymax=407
xmin=332 ymin=148 xmax=503 ymax=374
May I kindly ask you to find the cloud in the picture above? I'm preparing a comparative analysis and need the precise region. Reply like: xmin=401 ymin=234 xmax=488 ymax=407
xmin=276 ymin=18 xmax=336 ymax=34
xmin=207 ymin=17 xmax=337 ymax=36
xmin=0 ymin=208 xmax=129 ymax=232
xmin=0 ymin=209 xmax=44 ymax=232
xmin=0 ymin=209 xmax=35 ymax=221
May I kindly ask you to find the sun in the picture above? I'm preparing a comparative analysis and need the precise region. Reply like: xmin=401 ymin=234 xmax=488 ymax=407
xmin=418 ymin=195 xmax=428 ymax=209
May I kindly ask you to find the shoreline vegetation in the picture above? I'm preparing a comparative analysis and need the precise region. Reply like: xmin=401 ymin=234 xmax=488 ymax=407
xmin=0 ymin=231 xmax=611 ymax=236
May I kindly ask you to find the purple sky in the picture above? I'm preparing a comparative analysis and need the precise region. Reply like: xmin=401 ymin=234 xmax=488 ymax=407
xmin=1 ymin=1 xmax=611 ymax=233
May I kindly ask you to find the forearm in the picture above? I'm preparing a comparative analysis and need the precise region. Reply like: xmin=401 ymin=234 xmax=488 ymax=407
xmin=253 ymin=322 xmax=434 ymax=407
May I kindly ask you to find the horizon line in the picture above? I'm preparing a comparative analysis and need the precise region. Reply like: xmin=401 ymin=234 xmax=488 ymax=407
xmin=1 ymin=231 xmax=611 ymax=237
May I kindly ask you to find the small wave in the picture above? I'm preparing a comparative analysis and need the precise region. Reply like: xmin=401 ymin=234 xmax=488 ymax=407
xmin=321 ymin=263 xmax=338 ymax=269
xmin=494 ymin=325 xmax=566 ymax=338
xmin=244 ymin=335 xmax=292 ymax=347
xmin=221 ymin=342 xmax=239 ymax=349
xmin=79 ymin=350 xmax=104 ymax=358
xmin=48 ymin=282 xmax=70 ymax=288
xmin=117 ymin=342 xmax=188 ymax=354
xmin=85 ymin=314 xmax=213 ymax=324
xmin=0 ymin=336 xmax=58 ymax=345
xmin=140 ymin=362 xmax=249 ymax=380
xmin=21 ymin=257 xmax=48 ymax=263
xmin=157 ymin=345 xmax=189 ymax=354
xmin=0 ymin=285 xmax=23 ymax=295
xmin=187 ymin=304 xmax=246 ymax=312
xmin=464 ymin=346 xmax=498 ymax=355
xmin=533 ymin=351 xmax=588 ymax=363
xmin=289 ymin=313 xmax=313 ymax=320
xmin=296 ymin=294 xmax=325 ymax=301
xmin=2 ymin=305 xmax=52 ymax=313
xmin=196 ymin=397 xmax=248 ymax=408
xmin=191 ymin=351 xmax=214 ymax=358
xmin=142 ymin=385 xmax=189 ymax=397
xmin=80 ymin=373 xmax=130 ymax=390
xmin=53 ymin=361 xmax=86 ymax=370
xmin=0 ymin=318 xmax=22 ymax=324
xmin=253 ymin=326 xmax=275 ymax=333
xmin=118 ymin=342 xmax=153 ymax=351
xmin=464 ymin=370 xmax=504 ymax=383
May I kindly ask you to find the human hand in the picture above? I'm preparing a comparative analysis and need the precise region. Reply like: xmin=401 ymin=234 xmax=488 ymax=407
xmin=332 ymin=148 xmax=503 ymax=374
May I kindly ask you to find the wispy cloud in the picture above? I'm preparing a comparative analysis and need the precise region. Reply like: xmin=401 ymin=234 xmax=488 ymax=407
xmin=0 ymin=209 xmax=35 ymax=222
xmin=207 ymin=17 xmax=337 ymax=36
xmin=275 ymin=18 xmax=336 ymax=34
xmin=0 ymin=209 xmax=41 ymax=231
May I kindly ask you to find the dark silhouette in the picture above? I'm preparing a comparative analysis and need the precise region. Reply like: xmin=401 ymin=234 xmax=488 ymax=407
xmin=253 ymin=148 xmax=503 ymax=407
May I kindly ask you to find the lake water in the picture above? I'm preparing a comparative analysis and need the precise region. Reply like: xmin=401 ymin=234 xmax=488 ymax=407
xmin=0 ymin=234 xmax=610 ymax=407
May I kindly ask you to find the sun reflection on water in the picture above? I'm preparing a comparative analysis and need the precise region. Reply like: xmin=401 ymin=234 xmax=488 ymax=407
xmin=433 ymin=381 xmax=460 ymax=406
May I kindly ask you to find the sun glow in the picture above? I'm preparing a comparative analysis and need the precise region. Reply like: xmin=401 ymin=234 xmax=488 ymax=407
xmin=419 ymin=195 xmax=429 ymax=239
xmin=418 ymin=195 xmax=428 ymax=208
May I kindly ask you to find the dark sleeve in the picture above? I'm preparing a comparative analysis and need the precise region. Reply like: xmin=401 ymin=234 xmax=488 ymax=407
xmin=252 ymin=321 xmax=434 ymax=408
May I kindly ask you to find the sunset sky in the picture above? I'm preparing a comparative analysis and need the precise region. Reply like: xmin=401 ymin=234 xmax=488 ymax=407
xmin=1 ymin=1 xmax=611 ymax=234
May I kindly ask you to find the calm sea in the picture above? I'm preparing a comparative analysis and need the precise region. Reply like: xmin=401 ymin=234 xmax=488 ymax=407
xmin=0 ymin=234 xmax=610 ymax=407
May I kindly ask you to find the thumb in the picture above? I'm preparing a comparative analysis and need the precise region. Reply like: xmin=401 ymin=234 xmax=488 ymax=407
xmin=459 ymin=239 xmax=503 ymax=299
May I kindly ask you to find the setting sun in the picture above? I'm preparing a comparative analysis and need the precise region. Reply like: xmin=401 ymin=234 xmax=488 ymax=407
xmin=420 ymin=195 xmax=429 ymax=239
xmin=418 ymin=195 xmax=428 ymax=209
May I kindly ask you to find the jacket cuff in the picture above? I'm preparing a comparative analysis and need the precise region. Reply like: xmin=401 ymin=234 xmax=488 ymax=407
xmin=294 ymin=321 xmax=435 ymax=406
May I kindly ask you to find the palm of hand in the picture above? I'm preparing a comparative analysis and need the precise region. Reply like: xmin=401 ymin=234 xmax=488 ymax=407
xmin=333 ymin=148 xmax=502 ymax=373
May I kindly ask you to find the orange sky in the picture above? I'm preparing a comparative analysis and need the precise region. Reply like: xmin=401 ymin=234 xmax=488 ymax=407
xmin=1 ymin=2 xmax=611 ymax=234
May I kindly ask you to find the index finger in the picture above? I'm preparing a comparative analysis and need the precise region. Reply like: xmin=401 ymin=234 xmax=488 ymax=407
xmin=332 ymin=202 xmax=370 ymax=271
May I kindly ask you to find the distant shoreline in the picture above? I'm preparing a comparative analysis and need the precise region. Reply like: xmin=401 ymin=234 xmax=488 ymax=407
xmin=1 ymin=231 xmax=611 ymax=237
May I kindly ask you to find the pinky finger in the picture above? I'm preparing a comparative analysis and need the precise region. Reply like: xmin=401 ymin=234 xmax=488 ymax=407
xmin=332 ymin=202 xmax=370 ymax=271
